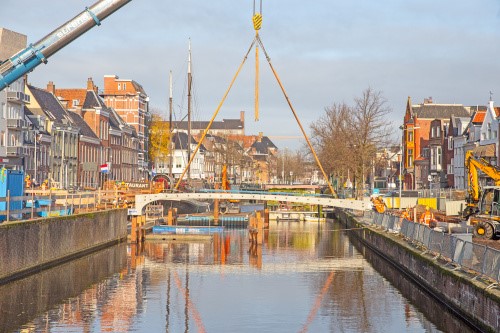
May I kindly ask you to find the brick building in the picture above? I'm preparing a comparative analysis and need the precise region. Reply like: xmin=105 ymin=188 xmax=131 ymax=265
xmin=102 ymin=75 xmax=150 ymax=179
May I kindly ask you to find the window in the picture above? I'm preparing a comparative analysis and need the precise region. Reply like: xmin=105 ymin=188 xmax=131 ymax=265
xmin=408 ymin=149 xmax=414 ymax=167
xmin=487 ymin=123 xmax=492 ymax=140
xmin=448 ymin=137 xmax=453 ymax=150
xmin=408 ymin=130 xmax=414 ymax=142
xmin=436 ymin=126 xmax=441 ymax=138
xmin=123 ymin=83 xmax=127 ymax=90
xmin=72 ymin=99 xmax=79 ymax=107
xmin=118 ymin=83 xmax=121 ymax=90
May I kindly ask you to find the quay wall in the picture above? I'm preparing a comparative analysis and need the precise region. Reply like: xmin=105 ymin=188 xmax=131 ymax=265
xmin=0 ymin=209 xmax=128 ymax=284
xmin=335 ymin=209 xmax=500 ymax=333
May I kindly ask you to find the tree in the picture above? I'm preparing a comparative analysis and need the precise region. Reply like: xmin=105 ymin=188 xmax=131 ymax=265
xmin=149 ymin=113 xmax=172 ymax=166
xmin=310 ymin=88 xmax=393 ymax=198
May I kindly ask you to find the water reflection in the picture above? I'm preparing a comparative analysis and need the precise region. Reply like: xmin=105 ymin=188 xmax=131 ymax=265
xmin=348 ymin=231 xmax=478 ymax=333
xmin=0 ymin=242 xmax=127 ymax=333
xmin=8 ymin=220 xmax=474 ymax=333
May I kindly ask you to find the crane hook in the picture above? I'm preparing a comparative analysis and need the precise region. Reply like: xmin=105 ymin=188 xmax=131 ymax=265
xmin=252 ymin=0 xmax=263 ymax=31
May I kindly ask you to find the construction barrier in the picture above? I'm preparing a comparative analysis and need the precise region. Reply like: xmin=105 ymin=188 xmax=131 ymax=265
xmin=366 ymin=211 xmax=500 ymax=288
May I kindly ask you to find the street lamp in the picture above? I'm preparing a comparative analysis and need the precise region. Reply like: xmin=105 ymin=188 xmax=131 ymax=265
xmin=397 ymin=148 xmax=402 ymax=211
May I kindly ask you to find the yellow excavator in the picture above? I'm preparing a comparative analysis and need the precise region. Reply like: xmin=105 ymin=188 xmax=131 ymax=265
xmin=464 ymin=150 xmax=500 ymax=239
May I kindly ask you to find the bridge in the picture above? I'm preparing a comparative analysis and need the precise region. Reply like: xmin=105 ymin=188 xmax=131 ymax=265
xmin=130 ymin=190 xmax=370 ymax=215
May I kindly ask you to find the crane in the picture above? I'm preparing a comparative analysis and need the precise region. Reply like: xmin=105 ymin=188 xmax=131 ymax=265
xmin=0 ymin=0 xmax=132 ymax=91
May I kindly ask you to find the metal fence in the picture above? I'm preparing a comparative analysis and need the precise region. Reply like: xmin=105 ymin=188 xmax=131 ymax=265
xmin=0 ymin=189 xmax=127 ymax=222
xmin=365 ymin=211 xmax=500 ymax=289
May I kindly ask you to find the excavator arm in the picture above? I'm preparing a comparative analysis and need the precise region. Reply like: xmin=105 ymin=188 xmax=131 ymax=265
xmin=0 ymin=0 xmax=131 ymax=91
xmin=465 ymin=150 xmax=500 ymax=205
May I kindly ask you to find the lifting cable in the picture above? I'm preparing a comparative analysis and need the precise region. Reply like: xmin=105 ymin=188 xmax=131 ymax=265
xmin=255 ymin=34 xmax=336 ymax=197
xmin=253 ymin=0 xmax=262 ymax=121
xmin=175 ymin=0 xmax=337 ymax=197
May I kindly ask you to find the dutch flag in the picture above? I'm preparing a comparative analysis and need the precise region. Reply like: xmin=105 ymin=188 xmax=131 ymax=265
xmin=100 ymin=164 xmax=109 ymax=173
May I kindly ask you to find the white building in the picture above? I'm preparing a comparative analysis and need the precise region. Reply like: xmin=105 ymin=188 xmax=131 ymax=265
xmin=0 ymin=28 xmax=29 ymax=171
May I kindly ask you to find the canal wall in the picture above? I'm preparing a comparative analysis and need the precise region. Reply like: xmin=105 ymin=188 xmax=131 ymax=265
xmin=0 ymin=209 xmax=128 ymax=284
xmin=335 ymin=209 xmax=500 ymax=333
xmin=0 ymin=243 xmax=127 ymax=333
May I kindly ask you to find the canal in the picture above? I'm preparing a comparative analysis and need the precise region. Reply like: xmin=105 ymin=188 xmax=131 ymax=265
xmin=3 ymin=220 xmax=476 ymax=333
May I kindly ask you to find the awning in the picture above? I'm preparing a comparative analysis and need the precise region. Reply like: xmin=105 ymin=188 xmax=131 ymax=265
xmin=473 ymin=144 xmax=496 ymax=157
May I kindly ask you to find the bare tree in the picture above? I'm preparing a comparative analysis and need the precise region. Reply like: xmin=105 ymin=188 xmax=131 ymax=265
xmin=310 ymin=88 xmax=394 ymax=197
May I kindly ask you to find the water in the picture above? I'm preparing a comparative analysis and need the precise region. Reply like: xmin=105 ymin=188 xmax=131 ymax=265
xmin=3 ymin=220 xmax=475 ymax=333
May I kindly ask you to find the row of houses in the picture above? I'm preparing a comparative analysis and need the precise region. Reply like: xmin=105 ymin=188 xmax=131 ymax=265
xmin=0 ymin=28 xmax=281 ymax=189
xmin=401 ymin=96 xmax=499 ymax=190
xmin=153 ymin=114 xmax=280 ymax=185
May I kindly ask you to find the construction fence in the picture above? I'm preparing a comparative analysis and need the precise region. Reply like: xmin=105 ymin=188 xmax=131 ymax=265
xmin=364 ymin=211 xmax=500 ymax=289
xmin=0 ymin=189 xmax=130 ymax=223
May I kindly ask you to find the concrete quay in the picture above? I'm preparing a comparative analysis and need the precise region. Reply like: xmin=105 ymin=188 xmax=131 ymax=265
xmin=0 ymin=209 xmax=128 ymax=284
xmin=335 ymin=209 xmax=500 ymax=333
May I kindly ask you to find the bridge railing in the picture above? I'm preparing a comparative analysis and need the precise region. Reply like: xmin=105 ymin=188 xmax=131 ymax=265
xmin=361 ymin=211 xmax=500 ymax=289
xmin=197 ymin=188 xmax=332 ymax=198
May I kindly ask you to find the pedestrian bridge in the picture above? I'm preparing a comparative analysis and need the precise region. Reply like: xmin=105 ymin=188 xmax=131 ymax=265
xmin=130 ymin=190 xmax=370 ymax=215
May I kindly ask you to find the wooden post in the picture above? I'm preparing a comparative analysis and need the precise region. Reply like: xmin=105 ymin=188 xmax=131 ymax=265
xmin=141 ymin=215 xmax=146 ymax=242
xmin=214 ymin=183 xmax=219 ymax=225
xmin=264 ymin=208 xmax=269 ymax=229
xmin=256 ymin=211 xmax=263 ymax=245
xmin=248 ymin=215 xmax=255 ymax=243
xmin=167 ymin=208 xmax=173 ymax=226
xmin=131 ymin=216 xmax=137 ymax=243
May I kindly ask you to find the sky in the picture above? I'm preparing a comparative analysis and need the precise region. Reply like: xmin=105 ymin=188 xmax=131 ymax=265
xmin=3 ymin=0 xmax=500 ymax=150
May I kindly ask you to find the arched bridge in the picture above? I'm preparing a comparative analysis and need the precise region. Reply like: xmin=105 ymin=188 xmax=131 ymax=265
xmin=130 ymin=190 xmax=370 ymax=215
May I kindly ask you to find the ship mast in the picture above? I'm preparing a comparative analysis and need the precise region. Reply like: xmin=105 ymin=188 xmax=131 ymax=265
xmin=187 ymin=39 xmax=192 ymax=181
xmin=169 ymin=70 xmax=173 ymax=179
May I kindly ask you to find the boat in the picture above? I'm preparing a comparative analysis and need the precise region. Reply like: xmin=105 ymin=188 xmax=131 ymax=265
xmin=152 ymin=225 xmax=224 ymax=235
xmin=304 ymin=215 xmax=326 ymax=222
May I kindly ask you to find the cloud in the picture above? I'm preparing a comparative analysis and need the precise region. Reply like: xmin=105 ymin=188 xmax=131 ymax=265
xmin=4 ymin=0 xmax=500 ymax=150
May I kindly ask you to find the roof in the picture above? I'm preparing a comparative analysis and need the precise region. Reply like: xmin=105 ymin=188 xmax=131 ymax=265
xmin=172 ymin=132 xmax=206 ymax=152
xmin=67 ymin=111 xmax=99 ymax=140
xmin=251 ymin=136 xmax=277 ymax=155
xmin=412 ymin=104 xmax=470 ymax=119
xmin=171 ymin=118 xmax=244 ymax=131
xmin=471 ymin=111 xmax=486 ymax=124
xmin=82 ymin=90 xmax=107 ymax=110
xmin=27 ymin=84 xmax=74 ymax=124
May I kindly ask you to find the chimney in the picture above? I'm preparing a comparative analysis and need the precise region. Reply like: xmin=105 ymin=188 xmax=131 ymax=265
xmin=46 ymin=81 xmax=55 ymax=94
xmin=258 ymin=132 xmax=263 ymax=142
xmin=87 ymin=77 xmax=94 ymax=91
xmin=424 ymin=96 xmax=433 ymax=104
xmin=240 ymin=110 xmax=245 ymax=124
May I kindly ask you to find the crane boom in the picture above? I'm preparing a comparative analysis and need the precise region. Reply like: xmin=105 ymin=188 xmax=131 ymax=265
xmin=0 ymin=0 xmax=132 ymax=91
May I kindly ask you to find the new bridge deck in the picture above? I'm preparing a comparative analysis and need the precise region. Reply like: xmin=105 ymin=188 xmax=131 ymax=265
xmin=131 ymin=190 xmax=370 ymax=215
